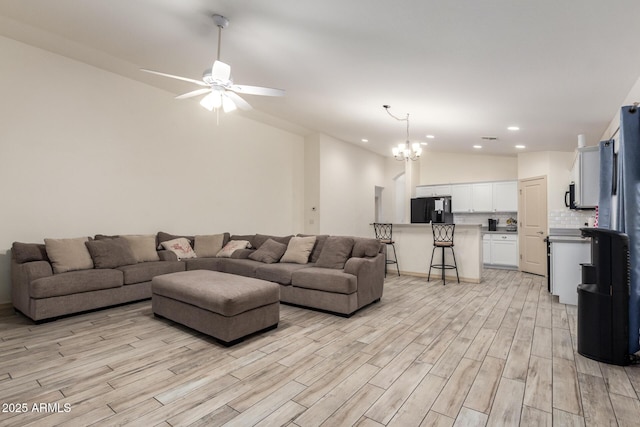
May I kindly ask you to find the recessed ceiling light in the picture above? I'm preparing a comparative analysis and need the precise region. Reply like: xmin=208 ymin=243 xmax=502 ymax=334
xmin=420 ymin=142 xmax=428 ymax=146
xmin=473 ymin=145 xmax=482 ymax=149
xmin=426 ymin=135 xmax=435 ymax=139
xmin=515 ymin=144 xmax=526 ymax=149
xmin=361 ymin=138 xmax=368 ymax=143
xmin=507 ymin=126 xmax=520 ymax=131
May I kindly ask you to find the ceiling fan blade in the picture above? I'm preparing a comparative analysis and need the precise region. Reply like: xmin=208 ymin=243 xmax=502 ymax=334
xmin=140 ymin=69 xmax=208 ymax=87
xmin=224 ymin=91 xmax=253 ymax=111
xmin=175 ymin=88 xmax=211 ymax=100
xmin=211 ymin=60 xmax=231 ymax=81
xmin=229 ymin=84 xmax=285 ymax=97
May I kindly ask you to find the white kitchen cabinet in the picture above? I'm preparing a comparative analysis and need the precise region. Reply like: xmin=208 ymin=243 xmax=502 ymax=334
xmin=472 ymin=183 xmax=493 ymax=212
xmin=483 ymin=233 xmax=518 ymax=267
xmin=550 ymin=238 xmax=591 ymax=305
xmin=572 ymin=146 xmax=600 ymax=209
xmin=483 ymin=234 xmax=491 ymax=264
xmin=451 ymin=184 xmax=472 ymax=212
xmin=493 ymin=181 xmax=518 ymax=212
xmin=415 ymin=184 xmax=452 ymax=197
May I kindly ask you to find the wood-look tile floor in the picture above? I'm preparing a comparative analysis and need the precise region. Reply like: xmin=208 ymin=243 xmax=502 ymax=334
xmin=1 ymin=269 xmax=640 ymax=426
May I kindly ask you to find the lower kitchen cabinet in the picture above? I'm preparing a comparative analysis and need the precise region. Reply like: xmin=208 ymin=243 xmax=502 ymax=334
xmin=483 ymin=233 xmax=518 ymax=268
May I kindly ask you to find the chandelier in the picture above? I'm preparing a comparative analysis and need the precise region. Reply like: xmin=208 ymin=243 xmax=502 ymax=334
xmin=383 ymin=105 xmax=422 ymax=161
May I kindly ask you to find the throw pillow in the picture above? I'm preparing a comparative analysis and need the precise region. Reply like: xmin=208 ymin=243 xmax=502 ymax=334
xmin=160 ymin=237 xmax=197 ymax=260
xmin=230 ymin=234 xmax=255 ymax=249
xmin=45 ymin=237 xmax=94 ymax=274
xmin=85 ymin=238 xmax=137 ymax=269
xmin=122 ymin=235 xmax=160 ymax=262
xmin=253 ymin=234 xmax=294 ymax=249
xmin=248 ymin=239 xmax=287 ymax=264
xmin=12 ymin=242 xmax=48 ymax=264
xmin=280 ymin=236 xmax=316 ymax=264
xmin=298 ymin=234 xmax=329 ymax=263
xmin=216 ymin=240 xmax=251 ymax=258
xmin=194 ymin=234 xmax=226 ymax=258
xmin=157 ymin=231 xmax=195 ymax=250
xmin=352 ymin=238 xmax=382 ymax=258
xmin=315 ymin=236 xmax=355 ymax=269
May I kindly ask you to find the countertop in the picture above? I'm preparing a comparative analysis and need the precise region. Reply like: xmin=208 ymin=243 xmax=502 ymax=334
xmin=481 ymin=227 xmax=517 ymax=235
xmin=392 ymin=223 xmax=482 ymax=228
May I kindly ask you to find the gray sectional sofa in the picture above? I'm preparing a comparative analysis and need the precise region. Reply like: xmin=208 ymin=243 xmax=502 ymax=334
xmin=10 ymin=232 xmax=385 ymax=322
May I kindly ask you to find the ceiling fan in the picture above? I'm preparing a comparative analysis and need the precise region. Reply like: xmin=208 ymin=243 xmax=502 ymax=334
xmin=141 ymin=14 xmax=284 ymax=112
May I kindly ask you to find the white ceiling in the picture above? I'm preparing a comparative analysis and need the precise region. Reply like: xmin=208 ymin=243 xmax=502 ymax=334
xmin=2 ymin=0 xmax=640 ymax=157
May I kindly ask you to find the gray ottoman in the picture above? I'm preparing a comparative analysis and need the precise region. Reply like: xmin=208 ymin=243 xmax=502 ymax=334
xmin=152 ymin=270 xmax=280 ymax=346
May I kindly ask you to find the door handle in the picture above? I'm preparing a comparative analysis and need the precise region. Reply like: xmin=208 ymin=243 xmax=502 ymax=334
xmin=537 ymin=231 xmax=544 ymax=235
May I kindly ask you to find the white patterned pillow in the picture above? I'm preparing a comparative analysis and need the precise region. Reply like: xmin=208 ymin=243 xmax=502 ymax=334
xmin=216 ymin=240 xmax=251 ymax=258
xmin=160 ymin=237 xmax=197 ymax=260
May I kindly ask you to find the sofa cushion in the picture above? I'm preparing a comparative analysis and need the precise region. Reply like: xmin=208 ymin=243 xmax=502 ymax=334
xmin=122 ymin=235 xmax=160 ymax=262
xmin=253 ymin=234 xmax=293 ymax=249
xmin=280 ymin=236 xmax=316 ymax=264
xmin=291 ymin=267 xmax=357 ymax=294
xmin=352 ymin=237 xmax=382 ymax=258
xmin=12 ymin=242 xmax=49 ymax=264
xmin=85 ymin=238 xmax=137 ymax=269
xmin=157 ymin=231 xmax=195 ymax=250
xmin=45 ymin=237 xmax=94 ymax=274
xmin=30 ymin=269 xmax=123 ymax=298
xmin=230 ymin=234 xmax=256 ymax=249
xmin=117 ymin=261 xmax=185 ymax=285
xmin=217 ymin=240 xmax=251 ymax=258
xmin=217 ymin=259 xmax=263 ymax=278
xmin=161 ymin=238 xmax=197 ymax=260
xmin=248 ymin=239 xmax=287 ymax=264
xmin=298 ymin=234 xmax=329 ymax=263
xmin=230 ymin=249 xmax=255 ymax=259
xmin=184 ymin=257 xmax=225 ymax=271
xmin=256 ymin=262 xmax=314 ymax=285
xmin=194 ymin=234 xmax=227 ymax=258
xmin=315 ymin=236 xmax=354 ymax=269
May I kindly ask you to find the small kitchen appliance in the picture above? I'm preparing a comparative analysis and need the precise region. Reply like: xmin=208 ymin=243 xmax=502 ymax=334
xmin=488 ymin=219 xmax=498 ymax=231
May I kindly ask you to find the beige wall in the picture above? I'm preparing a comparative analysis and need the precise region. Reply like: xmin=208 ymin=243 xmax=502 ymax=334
xmin=0 ymin=36 xmax=306 ymax=303
xmin=517 ymin=151 xmax=574 ymax=216
xmin=419 ymin=152 xmax=518 ymax=185
xmin=317 ymin=134 xmax=386 ymax=237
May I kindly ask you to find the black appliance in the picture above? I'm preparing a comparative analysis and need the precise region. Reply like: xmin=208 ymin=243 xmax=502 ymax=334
xmin=577 ymin=228 xmax=631 ymax=365
xmin=411 ymin=197 xmax=452 ymax=224
xmin=565 ymin=183 xmax=577 ymax=209
xmin=488 ymin=219 xmax=498 ymax=231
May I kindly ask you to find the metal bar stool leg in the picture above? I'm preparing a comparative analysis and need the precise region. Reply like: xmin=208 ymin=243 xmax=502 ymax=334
xmin=391 ymin=243 xmax=400 ymax=276
xmin=450 ymin=247 xmax=460 ymax=283
xmin=441 ymin=246 xmax=446 ymax=285
xmin=428 ymin=246 xmax=437 ymax=281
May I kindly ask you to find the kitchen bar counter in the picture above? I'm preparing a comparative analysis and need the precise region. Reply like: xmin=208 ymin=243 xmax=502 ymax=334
xmin=390 ymin=223 xmax=483 ymax=283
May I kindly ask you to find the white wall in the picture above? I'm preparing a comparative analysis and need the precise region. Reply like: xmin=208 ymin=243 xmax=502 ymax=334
xmin=419 ymin=152 xmax=518 ymax=185
xmin=0 ymin=36 xmax=305 ymax=303
xmin=317 ymin=134 xmax=386 ymax=237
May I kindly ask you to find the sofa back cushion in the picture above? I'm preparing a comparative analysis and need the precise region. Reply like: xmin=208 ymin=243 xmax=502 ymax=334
xmin=280 ymin=236 xmax=316 ymax=264
xmin=253 ymin=234 xmax=293 ymax=249
xmin=45 ymin=237 xmax=94 ymax=274
xmin=352 ymin=237 xmax=383 ymax=258
xmin=122 ymin=235 xmax=160 ymax=262
xmin=85 ymin=238 xmax=138 ymax=269
xmin=194 ymin=233 xmax=229 ymax=258
xmin=315 ymin=236 xmax=354 ymax=269
xmin=298 ymin=234 xmax=329 ymax=263
xmin=12 ymin=242 xmax=49 ymax=264
xmin=248 ymin=239 xmax=287 ymax=264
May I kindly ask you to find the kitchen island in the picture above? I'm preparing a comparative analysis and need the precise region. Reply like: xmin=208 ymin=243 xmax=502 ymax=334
xmin=390 ymin=223 xmax=483 ymax=283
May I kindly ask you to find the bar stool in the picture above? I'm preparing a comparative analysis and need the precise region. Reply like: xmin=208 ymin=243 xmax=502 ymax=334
xmin=428 ymin=223 xmax=460 ymax=285
xmin=373 ymin=223 xmax=400 ymax=277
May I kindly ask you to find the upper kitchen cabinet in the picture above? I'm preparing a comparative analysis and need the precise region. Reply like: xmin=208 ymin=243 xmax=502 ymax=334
xmin=451 ymin=180 xmax=518 ymax=213
xmin=415 ymin=184 xmax=452 ymax=197
xmin=572 ymin=146 xmax=600 ymax=209
xmin=493 ymin=181 xmax=518 ymax=212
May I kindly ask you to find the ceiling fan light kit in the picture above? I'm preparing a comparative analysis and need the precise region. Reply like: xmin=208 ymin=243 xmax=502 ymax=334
xmin=140 ymin=14 xmax=284 ymax=115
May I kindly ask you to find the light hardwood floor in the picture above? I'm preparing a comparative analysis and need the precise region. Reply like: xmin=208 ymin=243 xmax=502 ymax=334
xmin=1 ymin=269 xmax=640 ymax=426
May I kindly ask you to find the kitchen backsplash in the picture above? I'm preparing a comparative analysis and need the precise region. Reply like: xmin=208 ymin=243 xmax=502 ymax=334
xmin=548 ymin=209 xmax=595 ymax=228
xmin=453 ymin=212 xmax=516 ymax=226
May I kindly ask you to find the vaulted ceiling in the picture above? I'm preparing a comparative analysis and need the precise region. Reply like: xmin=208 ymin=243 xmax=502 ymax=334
xmin=2 ymin=0 xmax=640 ymax=157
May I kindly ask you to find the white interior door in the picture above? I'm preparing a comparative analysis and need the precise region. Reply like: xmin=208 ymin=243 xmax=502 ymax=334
xmin=519 ymin=176 xmax=548 ymax=276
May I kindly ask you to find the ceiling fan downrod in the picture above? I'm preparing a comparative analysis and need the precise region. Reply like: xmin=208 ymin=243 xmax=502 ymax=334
xmin=212 ymin=14 xmax=229 ymax=61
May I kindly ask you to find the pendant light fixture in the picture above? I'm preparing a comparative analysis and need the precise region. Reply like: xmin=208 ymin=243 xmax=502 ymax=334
xmin=383 ymin=105 xmax=422 ymax=161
